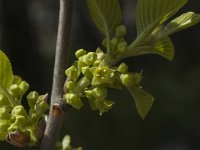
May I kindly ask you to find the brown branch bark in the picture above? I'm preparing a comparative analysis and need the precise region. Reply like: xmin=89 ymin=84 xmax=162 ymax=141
xmin=39 ymin=0 xmax=74 ymax=149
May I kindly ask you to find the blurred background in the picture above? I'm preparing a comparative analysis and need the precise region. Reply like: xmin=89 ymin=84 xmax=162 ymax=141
xmin=0 ymin=0 xmax=200 ymax=150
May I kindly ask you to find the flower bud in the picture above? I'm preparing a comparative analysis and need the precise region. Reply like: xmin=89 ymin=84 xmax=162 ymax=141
xmin=13 ymin=76 xmax=22 ymax=85
xmin=64 ymin=93 xmax=83 ymax=110
xmin=117 ymin=63 xmax=128 ymax=74
xmin=8 ymin=115 xmax=27 ymax=131
xmin=89 ymin=86 xmax=107 ymax=100
xmin=115 ymin=25 xmax=127 ymax=38
xmin=75 ymin=49 xmax=87 ymax=59
xmin=93 ymin=60 xmax=101 ymax=67
xmin=0 ymin=107 xmax=11 ymax=119
xmin=0 ymin=94 xmax=10 ymax=106
xmin=35 ymin=100 xmax=49 ymax=116
xmin=117 ymin=41 xmax=128 ymax=53
xmin=19 ymin=81 xmax=30 ymax=95
xmin=10 ymin=84 xmax=20 ymax=98
xmin=11 ymin=105 xmax=28 ymax=118
xmin=120 ymin=73 xmax=134 ymax=87
xmin=27 ymin=91 xmax=39 ymax=109
xmin=111 ymin=37 xmax=118 ymax=51
xmin=96 ymin=48 xmax=105 ymax=60
xmin=81 ymin=66 xmax=92 ymax=79
xmin=86 ymin=52 xmax=97 ymax=66
xmin=0 ymin=121 xmax=9 ymax=140
xmin=65 ymin=66 xmax=78 ymax=81
xmin=65 ymin=81 xmax=76 ymax=91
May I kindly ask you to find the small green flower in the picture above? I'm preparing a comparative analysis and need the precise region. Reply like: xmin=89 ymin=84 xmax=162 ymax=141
xmin=92 ymin=66 xmax=115 ymax=85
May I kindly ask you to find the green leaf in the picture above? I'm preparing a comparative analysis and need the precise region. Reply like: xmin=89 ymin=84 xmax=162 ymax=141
xmin=0 ymin=50 xmax=13 ymax=88
xmin=164 ymin=12 xmax=200 ymax=35
xmin=128 ymin=86 xmax=154 ymax=119
xmin=128 ymin=35 xmax=175 ymax=61
xmin=86 ymin=0 xmax=121 ymax=35
xmin=136 ymin=0 xmax=187 ymax=35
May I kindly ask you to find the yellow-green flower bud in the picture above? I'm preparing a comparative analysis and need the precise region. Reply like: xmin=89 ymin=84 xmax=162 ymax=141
xmin=117 ymin=63 xmax=128 ymax=74
xmin=8 ymin=115 xmax=27 ymax=131
xmin=19 ymin=81 xmax=30 ymax=95
xmin=0 ymin=121 xmax=9 ymax=140
xmin=35 ymin=100 xmax=49 ymax=116
xmin=79 ymin=52 xmax=97 ymax=66
xmin=111 ymin=37 xmax=118 ymax=51
xmin=115 ymin=25 xmax=127 ymax=38
xmin=64 ymin=93 xmax=83 ymax=110
xmin=81 ymin=66 xmax=92 ymax=79
xmin=96 ymin=48 xmax=105 ymax=60
xmin=0 ymin=94 xmax=10 ymax=106
xmin=11 ymin=105 xmax=28 ymax=118
xmin=91 ymin=86 xmax=107 ymax=99
xmin=117 ymin=41 xmax=128 ymax=53
xmin=120 ymin=73 xmax=134 ymax=87
xmin=93 ymin=60 xmax=101 ymax=67
xmin=27 ymin=91 xmax=39 ymax=109
xmin=0 ymin=107 xmax=11 ymax=119
xmin=10 ymin=84 xmax=20 ymax=99
xmin=65 ymin=66 xmax=78 ymax=81
xmin=85 ymin=52 xmax=97 ymax=66
xmin=65 ymin=81 xmax=75 ymax=91
xmin=75 ymin=49 xmax=87 ymax=59
xmin=13 ymin=76 xmax=22 ymax=85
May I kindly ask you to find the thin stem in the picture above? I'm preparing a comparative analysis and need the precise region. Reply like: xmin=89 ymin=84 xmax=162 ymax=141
xmin=39 ymin=0 xmax=74 ymax=150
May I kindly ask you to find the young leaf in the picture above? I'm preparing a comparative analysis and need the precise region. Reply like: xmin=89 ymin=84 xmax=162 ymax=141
xmin=136 ymin=0 xmax=187 ymax=35
xmin=128 ymin=86 xmax=154 ymax=119
xmin=127 ymin=35 xmax=175 ymax=61
xmin=0 ymin=50 xmax=13 ymax=88
xmin=164 ymin=12 xmax=200 ymax=35
xmin=86 ymin=0 xmax=121 ymax=36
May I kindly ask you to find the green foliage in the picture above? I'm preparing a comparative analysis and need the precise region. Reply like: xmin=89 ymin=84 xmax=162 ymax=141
xmin=0 ymin=51 xmax=13 ymax=88
xmin=64 ymin=0 xmax=200 ymax=119
xmin=0 ymin=50 xmax=49 ymax=147
xmin=86 ymin=0 xmax=121 ymax=36
xmin=136 ymin=0 xmax=187 ymax=35
xmin=164 ymin=12 xmax=200 ymax=34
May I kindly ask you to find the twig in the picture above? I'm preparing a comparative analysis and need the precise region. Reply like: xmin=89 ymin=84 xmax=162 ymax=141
xmin=39 ymin=0 xmax=74 ymax=149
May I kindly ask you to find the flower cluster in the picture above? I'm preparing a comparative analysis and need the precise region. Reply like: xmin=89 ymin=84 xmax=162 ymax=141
xmin=0 ymin=51 xmax=49 ymax=147
xmin=64 ymin=46 xmax=142 ymax=115
xmin=0 ymin=77 xmax=49 ymax=147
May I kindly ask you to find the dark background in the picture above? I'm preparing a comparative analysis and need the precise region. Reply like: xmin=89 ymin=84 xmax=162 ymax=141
xmin=0 ymin=0 xmax=200 ymax=150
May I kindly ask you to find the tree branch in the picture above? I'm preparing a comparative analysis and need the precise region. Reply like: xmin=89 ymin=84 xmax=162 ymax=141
xmin=39 ymin=0 xmax=74 ymax=149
